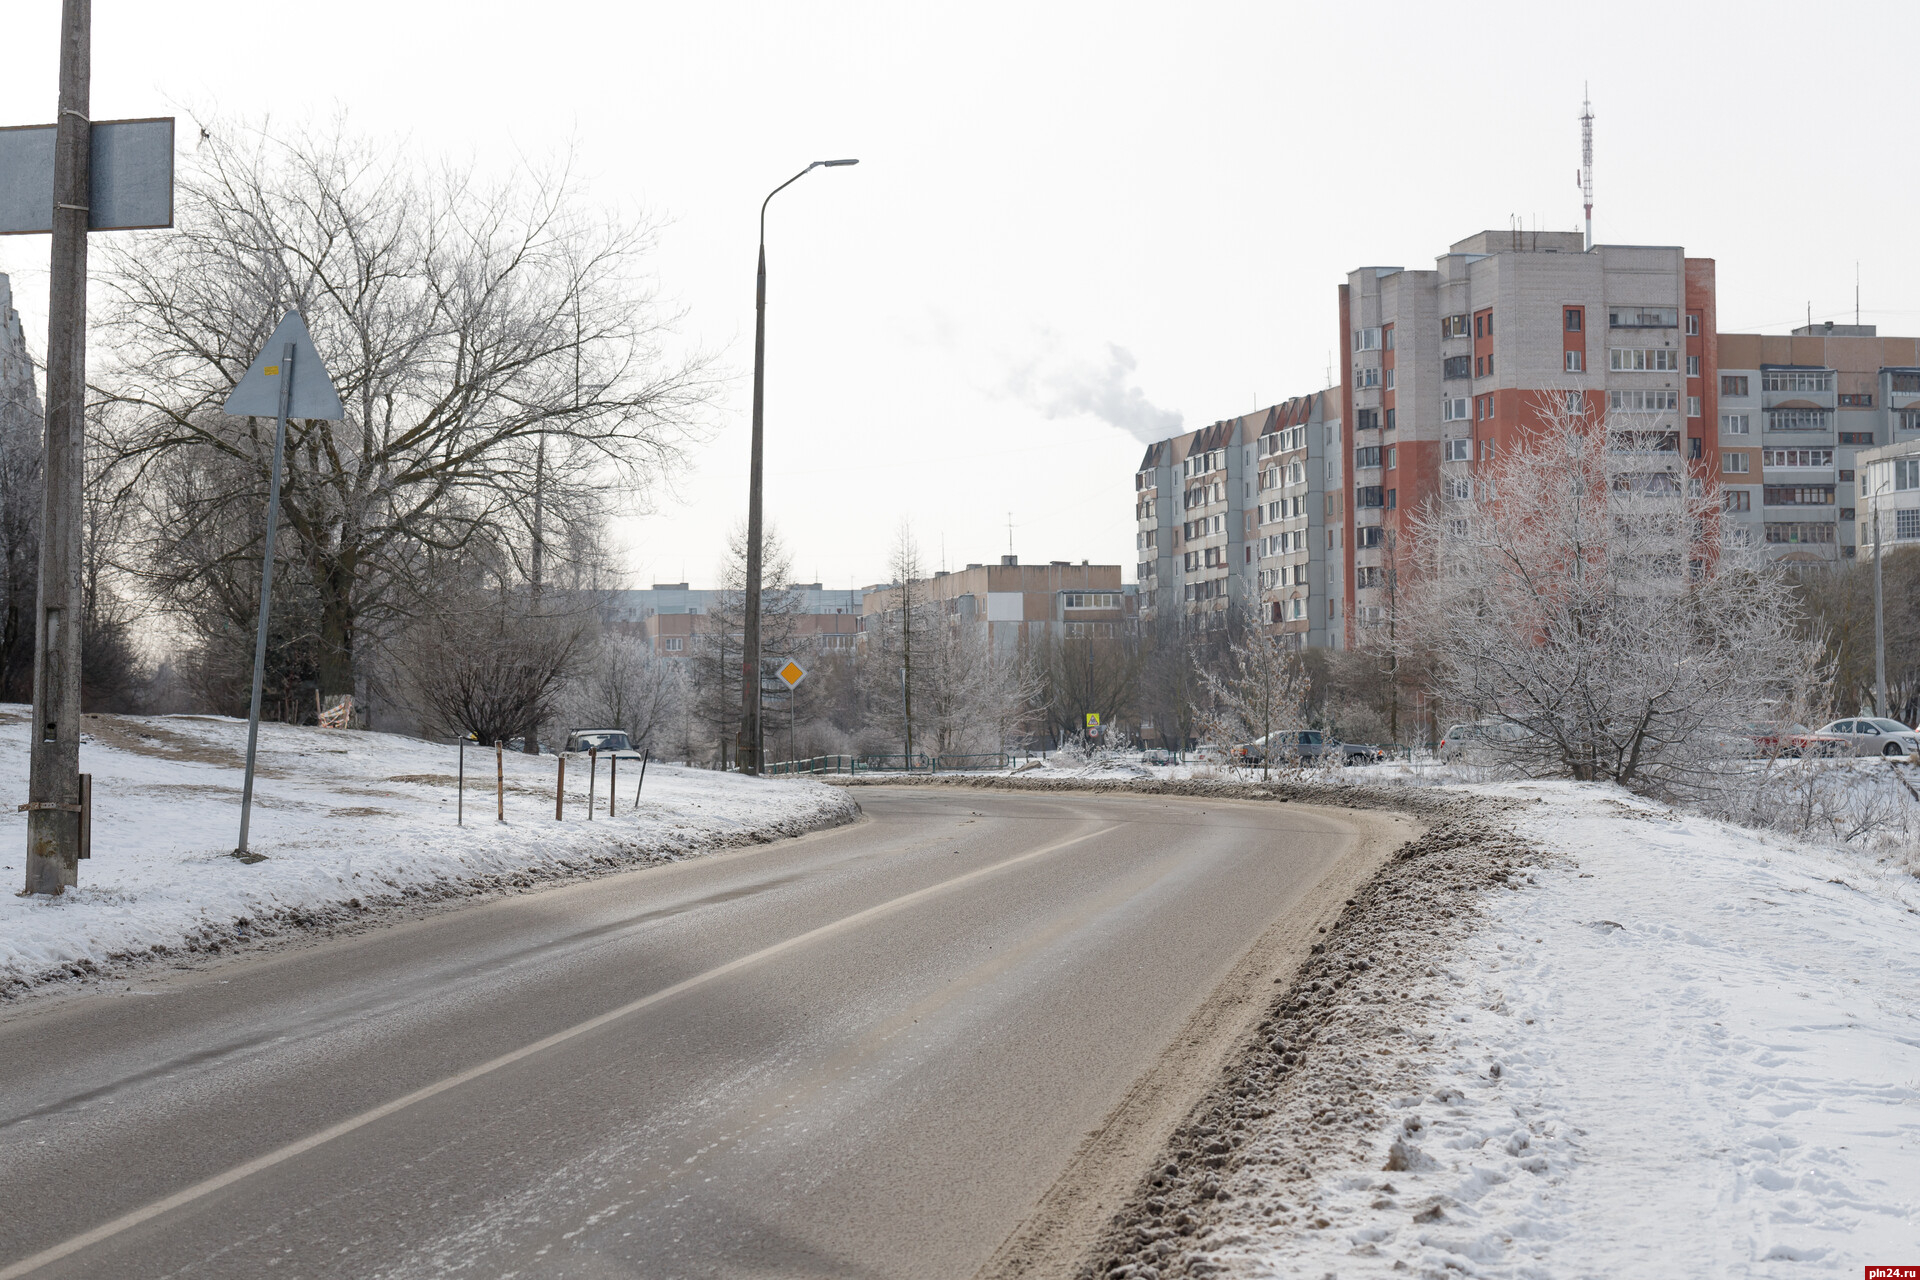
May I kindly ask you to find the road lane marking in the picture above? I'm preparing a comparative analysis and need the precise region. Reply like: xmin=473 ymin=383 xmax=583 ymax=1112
xmin=0 ymin=821 xmax=1119 ymax=1279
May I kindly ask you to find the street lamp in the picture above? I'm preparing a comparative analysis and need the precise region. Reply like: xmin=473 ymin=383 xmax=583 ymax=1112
xmin=740 ymin=158 xmax=858 ymax=775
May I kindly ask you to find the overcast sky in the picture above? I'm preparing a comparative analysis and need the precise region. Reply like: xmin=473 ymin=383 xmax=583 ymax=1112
xmin=3 ymin=1 xmax=1917 ymax=591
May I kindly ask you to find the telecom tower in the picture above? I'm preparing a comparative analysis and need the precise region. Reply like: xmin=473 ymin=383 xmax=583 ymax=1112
xmin=1579 ymin=87 xmax=1594 ymax=251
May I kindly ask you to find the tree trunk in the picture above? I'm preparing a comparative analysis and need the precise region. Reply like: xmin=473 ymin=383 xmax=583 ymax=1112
xmin=314 ymin=555 xmax=357 ymax=697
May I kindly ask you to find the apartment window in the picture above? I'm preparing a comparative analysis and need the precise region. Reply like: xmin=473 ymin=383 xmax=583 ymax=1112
xmin=1839 ymin=469 xmax=1855 ymax=482
xmin=1480 ymin=395 xmax=1495 ymax=419
xmin=1687 ymin=355 xmax=1701 ymax=377
xmin=1386 ymin=446 xmax=1397 ymax=469
xmin=1444 ymin=438 xmax=1471 ymax=462
xmin=1686 ymin=314 xmax=1701 ymax=336
xmin=1356 ymin=525 xmax=1385 ymax=548
xmin=1566 ymin=390 xmax=1587 ymax=414
xmin=1688 ymin=396 xmax=1702 ymax=418
xmin=1893 ymin=373 xmax=1920 ymax=393
xmin=1355 ymin=408 xmax=1380 ymax=431
xmin=1839 ymin=393 xmax=1875 ymax=407
xmin=1062 ymin=593 xmax=1120 ymax=608
xmin=662 ymin=636 xmax=684 ymax=652
xmin=1762 ymin=448 xmax=1833 ymax=468
xmin=1610 ymin=348 xmax=1683 ymax=372
xmin=1765 ymin=523 xmax=1835 ymax=544
xmin=1384 ymin=408 xmax=1396 ymax=430
xmin=1722 ymin=453 xmax=1750 ymax=474
xmin=1565 ymin=308 xmax=1583 ymax=332
xmin=1900 ymin=509 xmax=1920 ymax=539
xmin=1766 ymin=408 xmax=1833 ymax=432
xmin=1565 ymin=350 xmax=1584 ymax=373
xmin=1485 ymin=353 xmax=1495 ymax=376
xmin=1356 ymin=567 xmax=1382 ymax=589
xmin=1722 ymin=375 xmax=1749 ymax=397
xmin=1724 ymin=490 xmax=1751 ymax=512
xmin=1383 ymin=368 xmax=1396 ymax=389
xmin=1447 ymin=518 xmax=1470 ymax=538
xmin=1355 ymin=446 xmax=1381 ymax=469
xmin=1901 ymin=410 xmax=1920 ymax=432
xmin=1839 ymin=431 xmax=1874 ymax=446
xmin=1387 ymin=489 xmax=1397 ymax=509
xmin=1383 ymin=326 xmax=1395 ymax=350
xmin=1475 ymin=315 xmax=1483 ymax=338
xmin=1442 ymin=397 xmax=1469 ymax=422
xmin=1840 ymin=507 xmax=1856 ymax=521
xmin=1722 ymin=413 xmax=1751 ymax=435
xmin=1609 ymin=389 xmax=1680 ymax=412
xmin=1441 ymin=314 xmax=1470 ymax=339
xmin=1354 ymin=327 xmax=1381 ymax=351
xmin=1485 ymin=312 xmax=1494 ymax=335
xmin=1481 ymin=439 xmax=1497 ymax=462
xmin=1763 ymin=485 xmax=1834 ymax=506
xmin=1609 ymin=306 xmax=1678 ymax=328
xmin=1895 ymin=459 xmax=1920 ymax=490
xmin=1762 ymin=370 xmax=1835 ymax=393
xmin=1443 ymin=355 xmax=1471 ymax=380
xmin=1475 ymin=355 xmax=1484 ymax=377
xmin=1445 ymin=476 xmax=1471 ymax=500
xmin=1355 ymin=485 xmax=1385 ymax=509
xmin=1689 ymin=436 xmax=1703 ymax=459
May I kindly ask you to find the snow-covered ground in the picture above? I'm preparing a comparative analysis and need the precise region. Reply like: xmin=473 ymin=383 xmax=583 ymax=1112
xmin=0 ymin=709 xmax=854 ymax=993
xmin=1210 ymin=782 xmax=1920 ymax=1277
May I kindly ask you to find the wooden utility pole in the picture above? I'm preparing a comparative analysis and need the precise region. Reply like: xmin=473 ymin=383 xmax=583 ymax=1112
xmin=23 ymin=0 xmax=91 ymax=896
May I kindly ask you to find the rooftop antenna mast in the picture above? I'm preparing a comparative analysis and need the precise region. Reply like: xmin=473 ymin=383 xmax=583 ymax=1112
xmin=1579 ymin=86 xmax=1595 ymax=251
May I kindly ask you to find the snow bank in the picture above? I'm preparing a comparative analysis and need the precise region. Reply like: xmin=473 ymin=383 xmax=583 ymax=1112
xmin=1212 ymin=782 xmax=1920 ymax=1277
xmin=0 ymin=709 xmax=855 ymax=993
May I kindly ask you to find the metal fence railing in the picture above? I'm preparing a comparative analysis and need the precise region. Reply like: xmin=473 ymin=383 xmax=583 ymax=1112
xmin=764 ymin=752 xmax=1016 ymax=777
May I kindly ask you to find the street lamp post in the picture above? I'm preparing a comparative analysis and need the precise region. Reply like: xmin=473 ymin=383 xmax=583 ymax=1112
xmin=740 ymin=158 xmax=857 ymax=775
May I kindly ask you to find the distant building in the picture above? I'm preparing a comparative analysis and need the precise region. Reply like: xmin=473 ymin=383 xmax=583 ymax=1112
xmin=1855 ymin=436 xmax=1920 ymax=558
xmin=859 ymin=556 xmax=1127 ymax=656
xmin=1716 ymin=324 xmax=1920 ymax=562
xmin=0 ymin=274 xmax=41 ymax=433
xmin=600 ymin=582 xmax=863 ymax=658
xmin=1135 ymin=394 xmax=1342 ymax=647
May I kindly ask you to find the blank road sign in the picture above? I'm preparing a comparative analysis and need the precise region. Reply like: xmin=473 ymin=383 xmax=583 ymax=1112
xmin=0 ymin=118 xmax=175 ymax=235
xmin=224 ymin=310 xmax=345 ymax=420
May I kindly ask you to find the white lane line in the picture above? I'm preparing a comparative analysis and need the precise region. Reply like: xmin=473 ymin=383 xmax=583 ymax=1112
xmin=0 ymin=822 xmax=1118 ymax=1280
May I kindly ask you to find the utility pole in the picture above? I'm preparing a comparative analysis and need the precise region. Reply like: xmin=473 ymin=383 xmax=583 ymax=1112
xmin=23 ymin=0 xmax=91 ymax=896
xmin=1874 ymin=503 xmax=1887 ymax=717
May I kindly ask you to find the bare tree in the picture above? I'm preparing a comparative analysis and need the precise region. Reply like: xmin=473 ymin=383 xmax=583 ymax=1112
xmin=0 ymin=284 xmax=42 ymax=702
xmin=1405 ymin=403 xmax=1817 ymax=793
xmin=562 ymin=631 xmax=685 ymax=752
xmin=918 ymin=610 xmax=1039 ymax=757
xmin=96 ymin=117 xmax=714 ymax=704
xmin=866 ymin=527 xmax=932 ymax=759
xmin=1200 ymin=602 xmax=1312 ymax=779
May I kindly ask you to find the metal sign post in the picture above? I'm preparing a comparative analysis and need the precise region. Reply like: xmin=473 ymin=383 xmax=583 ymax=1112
xmin=224 ymin=311 xmax=343 ymax=858
xmin=777 ymin=661 xmax=806 ymax=769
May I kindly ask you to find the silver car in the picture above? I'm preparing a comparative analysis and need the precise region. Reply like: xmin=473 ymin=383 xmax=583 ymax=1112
xmin=1810 ymin=718 xmax=1920 ymax=758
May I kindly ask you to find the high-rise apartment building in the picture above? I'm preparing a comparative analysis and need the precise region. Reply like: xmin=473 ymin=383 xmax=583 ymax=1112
xmin=1135 ymin=394 xmax=1342 ymax=647
xmin=1339 ymin=230 xmax=1717 ymax=643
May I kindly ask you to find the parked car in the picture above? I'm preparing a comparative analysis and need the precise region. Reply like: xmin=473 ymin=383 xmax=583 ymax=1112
xmin=1233 ymin=730 xmax=1341 ymax=765
xmin=1141 ymin=747 xmax=1178 ymax=765
xmin=1437 ymin=720 xmax=1528 ymax=761
xmin=1341 ymin=743 xmax=1388 ymax=765
xmin=1808 ymin=718 xmax=1920 ymax=758
xmin=562 ymin=728 xmax=645 ymax=761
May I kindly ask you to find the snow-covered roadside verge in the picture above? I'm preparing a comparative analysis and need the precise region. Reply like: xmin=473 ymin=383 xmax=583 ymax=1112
xmin=0 ymin=710 xmax=857 ymax=996
xmin=1082 ymin=781 xmax=1920 ymax=1280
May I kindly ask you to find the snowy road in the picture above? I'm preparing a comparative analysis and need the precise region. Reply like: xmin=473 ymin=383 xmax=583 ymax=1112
xmin=0 ymin=787 xmax=1403 ymax=1280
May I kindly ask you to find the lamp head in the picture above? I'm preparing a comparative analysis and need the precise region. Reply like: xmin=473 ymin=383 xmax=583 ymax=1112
xmin=812 ymin=158 xmax=860 ymax=170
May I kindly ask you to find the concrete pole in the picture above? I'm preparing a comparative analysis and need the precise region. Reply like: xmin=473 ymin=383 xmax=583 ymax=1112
xmin=1874 ymin=504 xmax=1887 ymax=718
xmin=24 ymin=0 xmax=91 ymax=895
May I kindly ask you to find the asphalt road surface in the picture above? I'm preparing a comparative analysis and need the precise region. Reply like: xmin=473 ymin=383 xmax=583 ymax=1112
xmin=0 ymin=786 xmax=1393 ymax=1280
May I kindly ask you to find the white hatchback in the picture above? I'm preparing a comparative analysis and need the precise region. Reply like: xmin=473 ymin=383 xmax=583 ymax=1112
xmin=1811 ymin=717 xmax=1920 ymax=758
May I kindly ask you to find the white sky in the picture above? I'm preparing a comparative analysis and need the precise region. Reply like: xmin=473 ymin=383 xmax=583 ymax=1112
xmin=3 ymin=1 xmax=1917 ymax=592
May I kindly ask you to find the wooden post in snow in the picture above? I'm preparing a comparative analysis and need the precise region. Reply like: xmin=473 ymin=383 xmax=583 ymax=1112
xmin=555 ymin=753 xmax=566 ymax=820
xmin=608 ymin=753 xmax=617 ymax=817
xmin=587 ymin=747 xmax=597 ymax=821
xmin=494 ymin=740 xmax=504 ymax=822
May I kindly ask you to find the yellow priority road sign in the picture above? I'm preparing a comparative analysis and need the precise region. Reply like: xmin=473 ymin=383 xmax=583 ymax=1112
xmin=777 ymin=660 xmax=807 ymax=689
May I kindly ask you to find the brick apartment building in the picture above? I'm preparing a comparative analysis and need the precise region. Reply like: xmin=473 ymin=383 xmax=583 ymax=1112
xmin=1339 ymin=229 xmax=1717 ymax=643
xmin=1715 ymin=323 xmax=1920 ymax=560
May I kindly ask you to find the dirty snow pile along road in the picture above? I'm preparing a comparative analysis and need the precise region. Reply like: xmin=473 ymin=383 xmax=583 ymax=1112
xmin=1169 ymin=781 xmax=1920 ymax=1279
xmin=0 ymin=709 xmax=855 ymax=993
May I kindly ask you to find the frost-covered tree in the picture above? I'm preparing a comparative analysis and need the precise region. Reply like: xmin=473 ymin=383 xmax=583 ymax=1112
xmin=1200 ymin=603 xmax=1311 ymax=779
xmin=1405 ymin=403 xmax=1817 ymax=793
xmin=561 ymin=632 xmax=685 ymax=752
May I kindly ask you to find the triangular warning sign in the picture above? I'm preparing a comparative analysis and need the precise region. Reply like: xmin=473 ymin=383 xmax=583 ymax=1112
xmin=222 ymin=310 xmax=344 ymax=419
